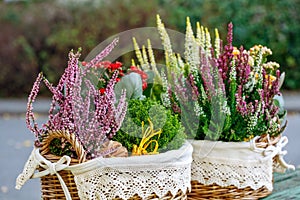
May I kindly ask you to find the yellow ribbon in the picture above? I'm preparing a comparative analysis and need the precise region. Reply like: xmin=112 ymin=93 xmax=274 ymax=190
xmin=132 ymin=118 xmax=162 ymax=156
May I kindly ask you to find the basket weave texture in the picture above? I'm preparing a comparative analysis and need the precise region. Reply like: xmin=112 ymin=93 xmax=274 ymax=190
xmin=39 ymin=130 xmax=187 ymax=200
xmin=187 ymin=134 xmax=282 ymax=200
xmin=39 ymin=130 xmax=86 ymax=200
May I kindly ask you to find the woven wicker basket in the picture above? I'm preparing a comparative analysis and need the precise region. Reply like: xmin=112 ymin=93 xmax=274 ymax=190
xmin=39 ymin=130 xmax=86 ymax=200
xmin=187 ymin=134 xmax=281 ymax=200
xmin=39 ymin=130 xmax=188 ymax=200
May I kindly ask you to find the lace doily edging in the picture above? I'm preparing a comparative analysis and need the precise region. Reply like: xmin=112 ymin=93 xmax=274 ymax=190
xmin=191 ymin=159 xmax=273 ymax=191
xmin=73 ymin=162 xmax=191 ymax=199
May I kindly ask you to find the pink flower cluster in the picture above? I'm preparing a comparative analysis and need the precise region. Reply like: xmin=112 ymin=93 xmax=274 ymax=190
xmin=26 ymin=39 xmax=127 ymax=157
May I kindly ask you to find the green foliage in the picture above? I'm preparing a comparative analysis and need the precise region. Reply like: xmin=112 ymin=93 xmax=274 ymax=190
xmin=113 ymin=98 xmax=186 ymax=153
xmin=115 ymin=72 xmax=145 ymax=100
xmin=49 ymin=138 xmax=76 ymax=158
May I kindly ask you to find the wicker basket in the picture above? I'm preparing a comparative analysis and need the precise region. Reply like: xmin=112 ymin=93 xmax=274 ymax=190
xmin=37 ymin=130 xmax=189 ymax=200
xmin=187 ymin=134 xmax=285 ymax=200
xmin=39 ymin=130 xmax=86 ymax=200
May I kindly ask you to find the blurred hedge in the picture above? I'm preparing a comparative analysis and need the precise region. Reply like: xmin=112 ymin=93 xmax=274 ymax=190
xmin=1 ymin=0 xmax=299 ymax=97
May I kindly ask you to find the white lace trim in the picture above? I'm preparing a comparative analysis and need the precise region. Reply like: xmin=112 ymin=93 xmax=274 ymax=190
xmin=73 ymin=164 xmax=190 ymax=199
xmin=192 ymin=156 xmax=273 ymax=190
xmin=15 ymin=148 xmax=40 ymax=190
xmin=15 ymin=142 xmax=192 ymax=200
xmin=189 ymin=137 xmax=294 ymax=191
xmin=70 ymin=142 xmax=192 ymax=199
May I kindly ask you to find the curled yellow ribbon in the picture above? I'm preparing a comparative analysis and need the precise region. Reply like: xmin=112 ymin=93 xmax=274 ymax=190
xmin=132 ymin=118 xmax=162 ymax=156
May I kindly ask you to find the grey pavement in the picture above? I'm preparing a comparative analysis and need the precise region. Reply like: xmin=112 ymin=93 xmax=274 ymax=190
xmin=0 ymin=94 xmax=299 ymax=199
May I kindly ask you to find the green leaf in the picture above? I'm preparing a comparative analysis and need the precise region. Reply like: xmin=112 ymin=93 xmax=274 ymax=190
xmin=115 ymin=72 xmax=145 ymax=100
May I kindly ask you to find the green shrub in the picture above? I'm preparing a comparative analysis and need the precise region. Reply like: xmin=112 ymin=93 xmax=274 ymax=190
xmin=113 ymin=98 xmax=186 ymax=154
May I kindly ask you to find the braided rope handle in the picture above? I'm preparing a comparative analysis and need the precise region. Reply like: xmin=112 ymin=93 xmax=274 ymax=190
xmin=40 ymin=130 xmax=86 ymax=163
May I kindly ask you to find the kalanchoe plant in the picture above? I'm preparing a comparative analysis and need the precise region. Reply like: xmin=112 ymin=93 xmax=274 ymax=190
xmin=131 ymin=15 xmax=286 ymax=142
xmin=26 ymin=38 xmax=128 ymax=158
xmin=81 ymin=60 xmax=124 ymax=94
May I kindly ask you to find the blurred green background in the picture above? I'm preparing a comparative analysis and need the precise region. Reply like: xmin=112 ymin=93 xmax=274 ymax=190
xmin=1 ymin=0 xmax=299 ymax=97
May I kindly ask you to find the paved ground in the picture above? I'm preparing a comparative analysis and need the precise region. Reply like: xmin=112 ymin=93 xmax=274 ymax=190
xmin=0 ymin=94 xmax=299 ymax=199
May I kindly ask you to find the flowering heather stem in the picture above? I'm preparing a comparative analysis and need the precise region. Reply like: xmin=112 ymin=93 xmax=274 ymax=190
xmin=217 ymin=23 xmax=234 ymax=82
xmin=85 ymin=38 xmax=119 ymax=73
xmin=26 ymin=73 xmax=43 ymax=137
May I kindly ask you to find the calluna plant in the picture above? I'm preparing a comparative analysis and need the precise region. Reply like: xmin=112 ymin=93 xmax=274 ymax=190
xmin=26 ymin=38 xmax=128 ymax=158
xmin=132 ymin=15 xmax=286 ymax=142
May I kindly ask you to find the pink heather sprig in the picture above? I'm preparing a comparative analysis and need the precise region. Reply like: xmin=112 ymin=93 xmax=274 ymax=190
xmin=84 ymin=38 xmax=119 ymax=74
xmin=235 ymin=46 xmax=251 ymax=87
xmin=260 ymin=68 xmax=280 ymax=121
xmin=187 ymin=73 xmax=200 ymax=101
xmin=199 ymin=50 xmax=215 ymax=100
xmin=25 ymin=39 xmax=126 ymax=158
xmin=78 ymin=71 xmax=127 ymax=157
xmin=217 ymin=22 xmax=234 ymax=83
xmin=114 ymin=90 xmax=128 ymax=131
xmin=46 ymin=50 xmax=81 ymax=133
xmin=26 ymin=73 xmax=43 ymax=138
xmin=235 ymin=85 xmax=248 ymax=116
xmin=173 ymin=73 xmax=189 ymax=103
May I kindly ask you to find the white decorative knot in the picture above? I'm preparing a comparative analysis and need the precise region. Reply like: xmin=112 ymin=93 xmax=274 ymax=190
xmin=49 ymin=162 xmax=57 ymax=175
xmin=16 ymin=148 xmax=73 ymax=200
xmin=37 ymin=155 xmax=71 ymax=176
xmin=32 ymin=149 xmax=73 ymax=200
xmin=252 ymin=136 xmax=295 ymax=171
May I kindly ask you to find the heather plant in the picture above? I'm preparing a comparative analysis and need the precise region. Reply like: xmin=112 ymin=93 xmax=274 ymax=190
xmin=132 ymin=16 xmax=286 ymax=142
xmin=26 ymin=39 xmax=128 ymax=158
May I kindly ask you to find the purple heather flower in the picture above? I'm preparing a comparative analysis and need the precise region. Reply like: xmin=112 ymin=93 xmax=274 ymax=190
xmin=25 ymin=39 xmax=127 ymax=158
xmin=217 ymin=23 xmax=234 ymax=82
xmin=187 ymin=73 xmax=200 ymax=101
xmin=26 ymin=73 xmax=43 ymax=137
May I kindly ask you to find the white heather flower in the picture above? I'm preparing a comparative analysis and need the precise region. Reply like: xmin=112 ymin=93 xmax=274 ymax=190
xmin=222 ymin=100 xmax=231 ymax=115
xmin=205 ymin=27 xmax=212 ymax=56
xmin=196 ymin=22 xmax=206 ymax=49
xmin=176 ymin=54 xmax=185 ymax=71
xmin=247 ymin=114 xmax=258 ymax=133
xmin=141 ymin=45 xmax=150 ymax=70
xmin=146 ymin=39 xmax=162 ymax=85
xmin=194 ymin=101 xmax=205 ymax=117
xmin=133 ymin=37 xmax=144 ymax=67
xmin=156 ymin=14 xmax=177 ymax=68
xmin=161 ymin=71 xmax=168 ymax=91
xmin=147 ymin=39 xmax=157 ymax=72
xmin=229 ymin=60 xmax=237 ymax=82
xmin=131 ymin=59 xmax=136 ymax=67
xmin=161 ymin=91 xmax=171 ymax=108
xmin=184 ymin=17 xmax=200 ymax=76
xmin=214 ymin=28 xmax=221 ymax=58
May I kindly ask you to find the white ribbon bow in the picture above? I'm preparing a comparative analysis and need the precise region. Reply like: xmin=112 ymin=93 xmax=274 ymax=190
xmin=32 ymin=148 xmax=73 ymax=200
xmin=252 ymin=136 xmax=295 ymax=171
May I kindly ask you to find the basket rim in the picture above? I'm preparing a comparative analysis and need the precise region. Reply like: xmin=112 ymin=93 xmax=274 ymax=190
xmin=39 ymin=130 xmax=87 ymax=163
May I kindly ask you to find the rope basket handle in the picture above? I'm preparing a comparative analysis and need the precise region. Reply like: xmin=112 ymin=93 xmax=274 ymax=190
xmin=255 ymin=133 xmax=281 ymax=149
xmin=39 ymin=130 xmax=87 ymax=163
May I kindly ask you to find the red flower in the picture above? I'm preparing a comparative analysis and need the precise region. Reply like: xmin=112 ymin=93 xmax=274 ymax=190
xmin=140 ymin=72 xmax=148 ymax=80
xmin=97 ymin=61 xmax=111 ymax=68
xmin=99 ymin=88 xmax=105 ymax=94
xmin=130 ymin=66 xmax=138 ymax=71
xmin=81 ymin=61 xmax=87 ymax=66
xmin=110 ymin=62 xmax=122 ymax=70
xmin=142 ymin=82 xmax=147 ymax=90
xmin=119 ymin=70 xmax=125 ymax=77
xmin=116 ymin=78 xmax=121 ymax=82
